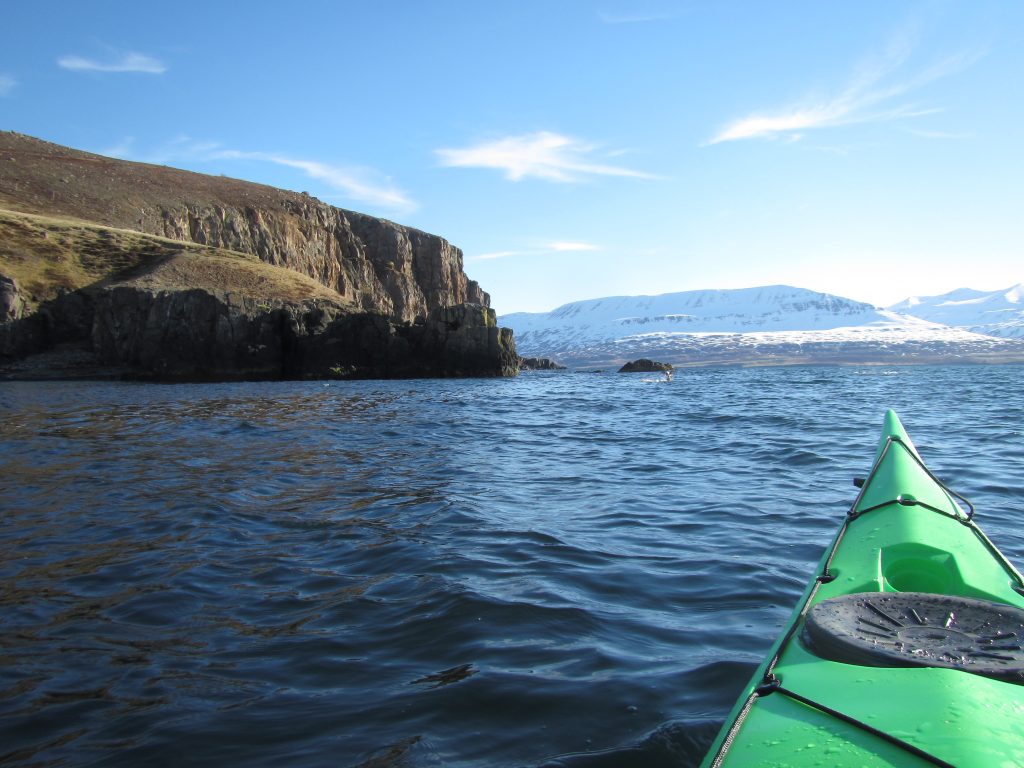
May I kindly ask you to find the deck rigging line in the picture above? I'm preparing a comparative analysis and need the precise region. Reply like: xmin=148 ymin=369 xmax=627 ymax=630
xmin=706 ymin=436 xmax=1024 ymax=768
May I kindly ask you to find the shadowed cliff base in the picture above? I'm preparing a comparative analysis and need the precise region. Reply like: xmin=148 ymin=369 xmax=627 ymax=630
xmin=0 ymin=133 xmax=518 ymax=380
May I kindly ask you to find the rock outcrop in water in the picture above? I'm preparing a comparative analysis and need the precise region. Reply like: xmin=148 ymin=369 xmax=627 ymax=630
xmin=618 ymin=358 xmax=673 ymax=373
xmin=0 ymin=132 xmax=518 ymax=380
xmin=518 ymin=356 xmax=566 ymax=371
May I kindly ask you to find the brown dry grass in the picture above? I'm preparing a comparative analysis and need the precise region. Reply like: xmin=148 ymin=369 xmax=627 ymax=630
xmin=0 ymin=131 xmax=319 ymax=227
xmin=0 ymin=208 xmax=349 ymax=307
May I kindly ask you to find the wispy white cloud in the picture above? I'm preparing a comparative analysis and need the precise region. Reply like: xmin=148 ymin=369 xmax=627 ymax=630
xmin=468 ymin=241 xmax=601 ymax=261
xmin=58 ymin=52 xmax=167 ymax=74
xmin=220 ymin=151 xmax=415 ymax=212
xmin=102 ymin=138 xmax=137 ymax=159
xmin=470 ymin=251 xmax=522 ymax=261
xmin=103 ymin=135 xmax=222 ymax=163
xmin=436 ymin=131 xmax=656 ymax=182
xmin=708 ymin=34 xmax=984 ymax=144
xmin=0 ymin=73 xmax=15 ymax=96
xmin=101 ymin=136 xmax=416 ymax=213
xmin=546 ymin=241 xmax=600 ymax=252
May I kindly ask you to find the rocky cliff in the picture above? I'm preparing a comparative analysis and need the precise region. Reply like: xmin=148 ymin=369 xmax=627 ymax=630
xmin=0 ymin=132 xmax=517 ymax=380
xmin=85 ymin=286 xmax=514 ymax=381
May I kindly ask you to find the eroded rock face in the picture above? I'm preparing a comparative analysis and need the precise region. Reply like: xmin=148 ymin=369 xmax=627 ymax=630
xmin=90 ymin=287 xmax=295 ymax=378
xmin=0 ymin=275 xmax=35 ymax=358
xmin=412 ymin=303 xmax=518 ymax=378
xmin=86 ymin=286 xmax=517 ymax=380
xmin=150 ymin=203 xmax=491 ymax=324
xmin=0 ymin=275 xmax=25 ymax=322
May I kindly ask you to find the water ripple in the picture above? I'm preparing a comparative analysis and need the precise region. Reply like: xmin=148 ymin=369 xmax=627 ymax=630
xmin=1 ymin=366 xmax=1023 ymax=766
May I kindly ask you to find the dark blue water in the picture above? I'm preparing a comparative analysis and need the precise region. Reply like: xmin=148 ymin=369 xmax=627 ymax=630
xmin=2 ymin=366 xmax=1023 ymax=767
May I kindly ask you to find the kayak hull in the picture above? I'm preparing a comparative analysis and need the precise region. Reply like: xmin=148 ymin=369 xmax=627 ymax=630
xmin=701 ymin=410 xmax=1024 ymax=767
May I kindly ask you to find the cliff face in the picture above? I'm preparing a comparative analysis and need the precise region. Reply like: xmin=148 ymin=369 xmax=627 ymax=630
xmin=152 ymin=200 xmax=489 ymax=322
xmin=86 ymin=287 xmax=517 ymax=381
xmin=0 ymin=132 xmax=516 ymax=380
xmin=0 ymin=131 xmax=489 ymax=323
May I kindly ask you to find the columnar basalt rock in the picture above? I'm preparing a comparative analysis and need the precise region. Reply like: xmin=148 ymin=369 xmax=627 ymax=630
xmin=86 ymin=286 xmax=517 ymax=381
xmin=89 ymin=287 xmax=295 ymax=379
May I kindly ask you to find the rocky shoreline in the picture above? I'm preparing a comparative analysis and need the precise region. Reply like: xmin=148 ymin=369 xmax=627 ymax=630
xmin=1 ymin=292 xmax=517 ymax=381
xmin=0 ymin=133 xmax=519 ymax=381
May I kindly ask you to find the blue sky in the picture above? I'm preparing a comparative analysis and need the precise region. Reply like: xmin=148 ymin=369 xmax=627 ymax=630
xmin=2 ymin=1 xmax=1022 ymax=313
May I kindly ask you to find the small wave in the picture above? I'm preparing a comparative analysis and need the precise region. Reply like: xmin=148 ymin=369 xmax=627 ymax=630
xmin=535 ymin=719 xmax=723 ymax=768
xmin=2 ymin=368 xmax=1023 ymax=766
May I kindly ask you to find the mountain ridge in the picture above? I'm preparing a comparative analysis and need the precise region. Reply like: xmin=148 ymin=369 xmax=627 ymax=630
xmin=500 ymin=285 xmax=1024 ymax=368
xmin=888 ymin=284 xmax=1024 ymax=338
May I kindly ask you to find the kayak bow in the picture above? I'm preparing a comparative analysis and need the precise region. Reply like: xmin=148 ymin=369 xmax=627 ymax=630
xmin=701 ymin=410 xmax=1024 ymax=768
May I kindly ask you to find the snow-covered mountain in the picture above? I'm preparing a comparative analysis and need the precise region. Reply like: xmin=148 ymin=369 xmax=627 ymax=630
xmin=499 ymin=285 xmax=1024 ymax=368
xmin=888 ymin=285 xmax=1024 ymax=338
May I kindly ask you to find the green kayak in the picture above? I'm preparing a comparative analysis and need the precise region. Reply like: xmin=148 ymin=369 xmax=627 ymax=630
xmin=701 ymin=410 xmax=1024 ymax=768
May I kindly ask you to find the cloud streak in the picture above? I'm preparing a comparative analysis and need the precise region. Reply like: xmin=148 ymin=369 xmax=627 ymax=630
xmin=708 ymin=37 xmax=983 ymax=144
xmin=903 ymin=127 xmax=973 ymax=140
xmin=471 ymin=251 xmax=522 ymax=261
xmin=546 ymin=241 xmax=600 ymax=252
xmin=222 ymin=151 xmax=416 ymax=212
xmin=0 ymin=73 xmax=15 ymax=96
xmin=103 ymin=136 xmax=415 ymax=213
xmin=58 ymin=52 xmax=167 ymax=74
xmin=468 ymin=241 xmax=601 ymax=262
xmin=437 ymin=132 xmax=656 ymax=182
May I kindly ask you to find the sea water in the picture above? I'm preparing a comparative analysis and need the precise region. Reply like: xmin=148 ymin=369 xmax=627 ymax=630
xmin=2 ymin=366 xmax=1023 ymax=767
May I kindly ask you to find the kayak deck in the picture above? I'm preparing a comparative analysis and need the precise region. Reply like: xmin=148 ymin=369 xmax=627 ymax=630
xmin=702 ymin=411 xmax=1024 ymax=767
